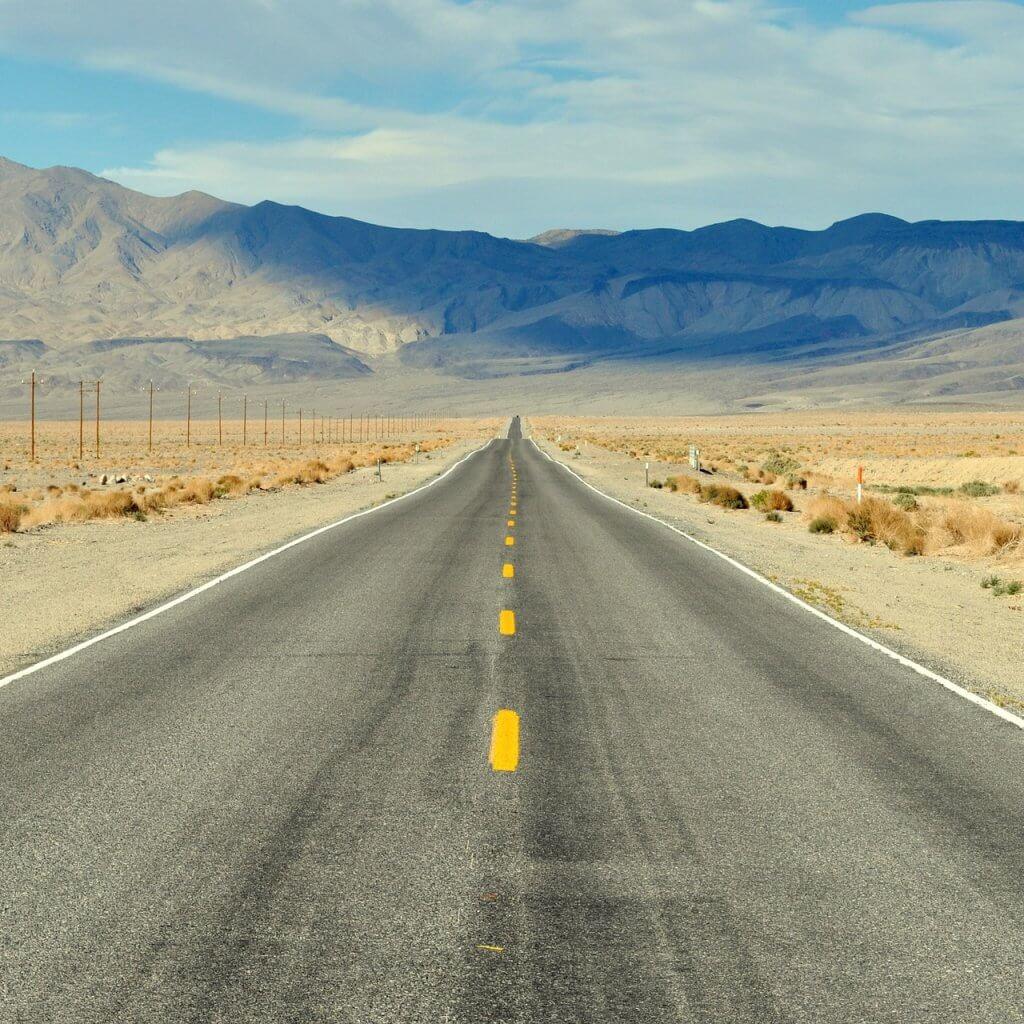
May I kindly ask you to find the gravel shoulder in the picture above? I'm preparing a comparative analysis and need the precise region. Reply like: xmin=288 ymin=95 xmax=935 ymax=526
xmin=531 ymin=432 xmax=1024 ymax=709
xmin=0 ymin=438 xmax=487 ymax=678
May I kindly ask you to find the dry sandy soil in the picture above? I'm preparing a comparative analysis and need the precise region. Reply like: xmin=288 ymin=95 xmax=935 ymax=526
xmin=0 ymin=425 xmax=498 ymax=679
xmin=530 ymin=414 xmax=1024 ymax=709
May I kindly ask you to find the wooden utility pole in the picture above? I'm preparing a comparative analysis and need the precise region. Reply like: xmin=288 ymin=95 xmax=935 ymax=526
xmin=148 ymin=380 xmax=154 ymax=453
xmin=218 ymin=391 xmax=223 ymax=446
xmin=264 ymin=399 xmax=268 ymax=446
xmin=79 ymin=380 xmax=84 ymax=461
xmin=95 ymin=379 xmax=101 ymax=457
xmin=29 ymin=370 xmax=35 ymax=462
xmin=186 ymin=384 xmax=192 ymax=447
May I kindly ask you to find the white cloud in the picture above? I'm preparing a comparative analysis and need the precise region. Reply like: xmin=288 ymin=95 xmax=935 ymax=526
xmin=4 ymin=0 xmax=1024 ymax=232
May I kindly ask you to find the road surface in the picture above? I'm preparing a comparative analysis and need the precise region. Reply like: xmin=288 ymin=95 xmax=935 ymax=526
xmin=2 ymin=416 xmax=1024 ymax=1023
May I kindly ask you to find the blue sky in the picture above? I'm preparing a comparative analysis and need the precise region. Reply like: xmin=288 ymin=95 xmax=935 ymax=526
xmin=1 ymin=1 xmax=1023 ymax=236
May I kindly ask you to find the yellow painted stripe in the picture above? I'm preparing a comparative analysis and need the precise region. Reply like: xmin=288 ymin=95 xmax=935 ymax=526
xmin=502 ymin=562 xmax=514 ymax=578
xmin=489 ymin=708 xmax=520 ymax=771
xmin=507 ymin=519 xmax=515 ymax=527
xmin=505 ymin=535 xmax=514 ymax=546
xmin=499 ymin=609 xmax=516 ymax=635
xmin=477 ymin=944 xmax=504 ymax=953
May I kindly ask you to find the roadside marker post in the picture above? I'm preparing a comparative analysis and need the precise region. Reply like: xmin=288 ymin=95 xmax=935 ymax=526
xmin=645 ymin=461 xmax=649 ymax=488
xmin=857 ymin=466 xmax=864 ymax=504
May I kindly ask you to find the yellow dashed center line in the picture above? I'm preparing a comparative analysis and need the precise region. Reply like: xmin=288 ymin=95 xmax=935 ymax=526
xmin=489 ymin=708 xmax=520 ymax=771
xmin=502 ymin=562 xmax=515 ymax=578
xmin=499 ymin=609 xmax=516 ymax=635
xmin=505 ymin=535 xmax=514 ymax=546
xmin=507 ymin=519 xmax=515 ymax=527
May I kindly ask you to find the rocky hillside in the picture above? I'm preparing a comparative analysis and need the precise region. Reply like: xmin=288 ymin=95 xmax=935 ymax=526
xmin=3 ymin=156 xmax=1024 ymax=377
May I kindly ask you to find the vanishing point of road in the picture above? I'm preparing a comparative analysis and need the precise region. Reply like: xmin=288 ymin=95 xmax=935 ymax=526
xmin=2 ymin=417 xmax=1023 ymax=1023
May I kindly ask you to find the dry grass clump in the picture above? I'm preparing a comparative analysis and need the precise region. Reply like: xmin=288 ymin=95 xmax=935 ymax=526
xmin=803 ymin=493 xmax=1021 ymax=558
xmin=4 ymin=438 xmax=456 ymax=533
xmin=750 ymin=489 xmax=794 ymax=512
xmin=21 ymin=489 xmax=142 ymax=528
xmin=699 ymin=484 xmax=748 ymax=510
xmin=926 ymin=504 xmax=1022 ymax=556
xmin=0 ymin=498 xmax=26 ymax=532
xmin=665 ymin=475 xmax=702 ymax=495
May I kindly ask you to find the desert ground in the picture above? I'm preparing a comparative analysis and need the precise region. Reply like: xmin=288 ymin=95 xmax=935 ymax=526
xmin=531 ymin=410 xmax=1024 ymax=707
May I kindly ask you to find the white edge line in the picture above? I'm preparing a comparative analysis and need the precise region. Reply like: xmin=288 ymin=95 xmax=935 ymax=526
xmin=0 ymin=439 xmax=498 ymax=692
xmin=530 ymin=438 xmax=1024 ymax=732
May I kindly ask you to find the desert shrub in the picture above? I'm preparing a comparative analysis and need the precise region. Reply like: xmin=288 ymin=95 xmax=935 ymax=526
xmin=987 ymin=577 xmax=1023 ymax=597
xmin=699 ymin=484 xmax=748 ymax=510
xmin=959 ymin=480 xmax=1000 ymax=498
xmin=809 ymin=516 xmax=836 ymax=534
xmin=649 ymin=478 xmax=664 ymax=489
xmin=761 ymin=454 xmax=801 ymax=476
xmin=787 ymin=475 xmax=808 ymax=490
xmin=891 ymin=492 xmax=918 ymax=512
xmin=846 ymin=506 xmax=875 ymax=542
xmin=765 ymin=511 xmax=783 ymax=523
xmin=1004 ymin=480 xmax=1021 ymax=495
xmin=872 ymin=483 xmax=954 ymax=497
xmin=751 ymin=489 xmax=794 ymax=512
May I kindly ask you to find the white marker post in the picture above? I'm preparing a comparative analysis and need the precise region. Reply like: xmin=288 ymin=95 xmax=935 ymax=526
xmin=856 ymin=465 xmax=864 ymax=504
xmin=645 ymin=461 xmax=650 ymax=487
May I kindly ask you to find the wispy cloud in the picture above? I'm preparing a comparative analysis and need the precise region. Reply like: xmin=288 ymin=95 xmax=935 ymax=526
xmin=2 ymin=1 xmax=1023 ymax=233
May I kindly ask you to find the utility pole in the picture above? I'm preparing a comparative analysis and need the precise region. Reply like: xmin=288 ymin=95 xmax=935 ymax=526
xmin=95 ymin=379 xmax=101 ymax=458
xmin=148 ymin=380 xmax=154 ymax=453
xmin=243 ymin=394 xmax=248 ymax=446
xmin=29 ymin=369 xmax=35 ymax=462
xmin=79 ymin=380 xmax=84 ymax=461
xmin=186 ymin=383 xmax=193 ymax=447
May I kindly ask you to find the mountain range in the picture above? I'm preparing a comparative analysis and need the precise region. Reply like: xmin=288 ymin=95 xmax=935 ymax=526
xmin=2 ymin=154 xmax=1024 ymax=411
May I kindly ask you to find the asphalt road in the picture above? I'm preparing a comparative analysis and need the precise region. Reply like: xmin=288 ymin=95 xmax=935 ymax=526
xmin=3 ymin=416 xmax=1024 ymax=1023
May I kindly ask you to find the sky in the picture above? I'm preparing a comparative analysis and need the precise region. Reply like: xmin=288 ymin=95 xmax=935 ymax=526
xmin=1 ymin=0 xmax=1023 ymax=237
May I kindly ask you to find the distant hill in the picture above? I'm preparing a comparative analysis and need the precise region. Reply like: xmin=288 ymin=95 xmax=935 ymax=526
xmin=3 ymin=155 xmax=1024 ymax=408
xmin=528 ymin=228 xmax=620 ymax=248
